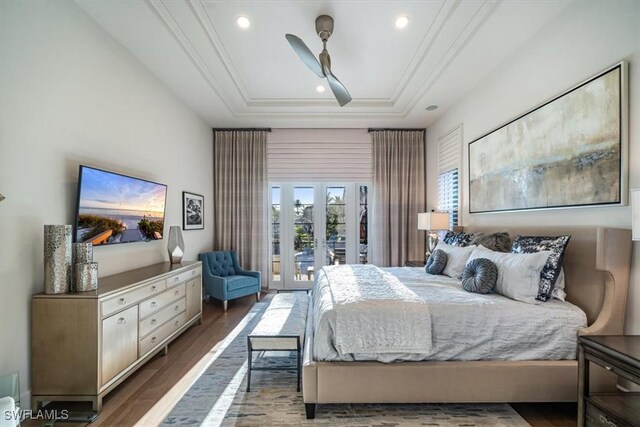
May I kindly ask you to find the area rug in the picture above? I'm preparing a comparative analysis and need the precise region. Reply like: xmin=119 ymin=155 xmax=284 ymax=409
xmin=162 ymin=301 xmax=530 ymax=426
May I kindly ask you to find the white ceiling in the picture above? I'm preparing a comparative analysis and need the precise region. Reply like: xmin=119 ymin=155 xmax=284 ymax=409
xmin=77 ymin=0 xmax=572 ymax=128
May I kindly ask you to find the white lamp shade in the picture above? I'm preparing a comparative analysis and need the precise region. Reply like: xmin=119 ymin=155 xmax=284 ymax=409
xmin=418 ymin=212 xmax=450 ymax=230
xmin=632 ymin=189 xmax=640 ymax=241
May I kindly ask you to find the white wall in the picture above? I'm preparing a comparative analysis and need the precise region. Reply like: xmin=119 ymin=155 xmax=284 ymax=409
xmin=0 ymin=1 xmax=213 ymax=404
xmin=426 ymin=1 xmax=640 ymax=330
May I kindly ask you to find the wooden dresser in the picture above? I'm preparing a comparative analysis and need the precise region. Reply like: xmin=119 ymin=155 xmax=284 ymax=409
xmin=31 ymin=261 xmax=202 ymax=411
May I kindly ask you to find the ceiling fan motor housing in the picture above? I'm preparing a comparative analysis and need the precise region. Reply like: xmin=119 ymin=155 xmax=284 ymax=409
xmin=315 ymin=15 xmax=334 ymax=41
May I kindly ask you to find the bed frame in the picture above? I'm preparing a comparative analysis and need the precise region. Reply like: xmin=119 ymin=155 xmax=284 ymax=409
xmin=302 ymin=227 xmax=632 ymax=419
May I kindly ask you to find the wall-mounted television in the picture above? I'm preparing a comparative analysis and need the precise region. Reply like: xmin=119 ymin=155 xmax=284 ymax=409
xmin=74 ymin=165 xmax=168 ymax=245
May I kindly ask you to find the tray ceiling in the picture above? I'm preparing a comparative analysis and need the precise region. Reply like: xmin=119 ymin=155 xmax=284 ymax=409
xmin=77 ymin=0 xmax=572 ymax=128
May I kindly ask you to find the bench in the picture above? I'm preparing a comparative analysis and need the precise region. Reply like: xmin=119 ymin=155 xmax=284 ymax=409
xmin=246 ymin=291 xmax=309 ymax=392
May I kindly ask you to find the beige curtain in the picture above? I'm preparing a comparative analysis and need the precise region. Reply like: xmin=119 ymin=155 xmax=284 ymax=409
xmin=213 ymin=130 xmax=268 ymax=288
xmin=370 ymin=130 xmax=426 ymax=266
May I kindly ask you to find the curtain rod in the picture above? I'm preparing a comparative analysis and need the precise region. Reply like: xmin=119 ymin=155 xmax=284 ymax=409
xmin=212 ymin=127 xmax=272 ymax=132
xmin=367 ymin=128 xmax=425 ymax=133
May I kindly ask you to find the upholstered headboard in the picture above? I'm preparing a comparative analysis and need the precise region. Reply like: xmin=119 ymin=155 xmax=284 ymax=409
xmin=460 ymin=226 xmax=632 ymax=333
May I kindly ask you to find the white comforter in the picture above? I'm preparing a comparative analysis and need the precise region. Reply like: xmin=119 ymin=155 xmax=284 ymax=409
xmin=321 ymin=265 xmax=432 ymax=355
xmin=311 ymin=267 xmax=587 ymax=363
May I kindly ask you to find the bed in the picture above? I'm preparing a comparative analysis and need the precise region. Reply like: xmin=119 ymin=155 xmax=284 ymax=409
xmin=302 ymin=227 xmax=632 ymax=419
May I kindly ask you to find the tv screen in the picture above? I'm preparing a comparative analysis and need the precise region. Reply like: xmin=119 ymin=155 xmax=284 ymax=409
xmin=74 ymin=166 xmax=168 ymax=245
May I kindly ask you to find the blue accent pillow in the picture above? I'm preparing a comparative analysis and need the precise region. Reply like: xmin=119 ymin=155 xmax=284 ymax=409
xmin=425 ymin=249 xmax=447 ymax=275
xmin=511 ymin=235 xmax=571 ymax=301
xmin=461 ymin=258 xmax=498 ymax=294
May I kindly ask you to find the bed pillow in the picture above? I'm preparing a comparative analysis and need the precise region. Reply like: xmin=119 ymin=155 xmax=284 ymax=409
xmin=470 ymin=232 xmax=512 ymax=252
xmin=551 ymin=268 xmax=566 ymax=301
xmin=443 ymin=231 xmax=475 ymax=247
xmin=461 ymin=258 xmax=498 ymax=294
xmin=467 ymin=245 xmax=552 ymax=304
xmin=425 ymin=249 xmax=448 ymax=275
xmin=433 ymin=242 xmax=477 ymax=279
xmin=511 ymin=235 xmax=571 ymax=302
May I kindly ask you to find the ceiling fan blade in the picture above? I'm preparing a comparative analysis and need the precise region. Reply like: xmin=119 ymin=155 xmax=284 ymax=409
xmin=326 ymin=72 xmax=352 ymax=106
xmin=285 ymin=34 xmax=324 ymax=78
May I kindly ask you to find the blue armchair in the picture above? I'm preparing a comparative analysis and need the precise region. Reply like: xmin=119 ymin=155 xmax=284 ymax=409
xmin=199 ymin=250 xmax=261 ymax=311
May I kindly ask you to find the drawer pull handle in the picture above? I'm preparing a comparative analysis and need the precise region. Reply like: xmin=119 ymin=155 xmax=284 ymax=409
xmin=118 ymin=317 xmax=126 ymax=325
xmin=174 ymin=290 xmax=179 ymax=295
xmin=151 ymin=337 xmax=157 ymax=344
xmin=174 ymin=320 xmax=180 ymax=327
xmin=118 ymin=298 xmax=126 ymax=305
xmin=175 ymin=305 xmax=179 ymax=311
xmin=151 ymin=319 xmax=157 ymax=325
xmin=605 ymin=366 xmax=613 ymax=371
xmin=151 ymin=301 xmax=157 ymax=308
xmin=174 ymin=277 xmax=179 ymax=283
xmin=192 ymin=271 xmax=195 ymax=276
xmin=151 ymin=285 xmax=157 ymax=292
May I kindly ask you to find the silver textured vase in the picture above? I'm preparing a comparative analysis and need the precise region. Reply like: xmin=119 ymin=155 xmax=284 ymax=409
xmin=75 ymin=262 xmax=98 ymax=292
xmin=44 ymin=225 xmax=72 ymax=294
xmin=73 ymin=242 xmax=93 ymax=264
xmin=167 ymin=226 xmax=185 ymax=264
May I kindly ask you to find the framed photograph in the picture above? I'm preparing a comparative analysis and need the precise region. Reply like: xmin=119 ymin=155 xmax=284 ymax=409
xmin=468 ymin=62 xmax=627 ymax=213
xmin=182 ymin=191 xmax=204 ymax=230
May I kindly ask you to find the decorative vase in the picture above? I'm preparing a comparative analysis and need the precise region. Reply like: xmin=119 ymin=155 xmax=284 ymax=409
xmin=44 ymin=225 xmax=72 ymax=294
xmin=167 ymin=226 xmax=185 ymax=264
xmin=75 ymin=262 xmax=98 ymax=292
xmin=73 ymin=242 xmax=93 ymax=264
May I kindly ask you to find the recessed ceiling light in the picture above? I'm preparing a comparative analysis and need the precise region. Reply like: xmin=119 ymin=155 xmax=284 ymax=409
xmin=236 ymin=16 xmax=250 ymax=29
xmin=426 ymin=105 xmax=438 ymax=111
xmin=316 ymin=85 xmax=326 ymax=93
xmin=395 ymin=16 xmax=409 ymax=29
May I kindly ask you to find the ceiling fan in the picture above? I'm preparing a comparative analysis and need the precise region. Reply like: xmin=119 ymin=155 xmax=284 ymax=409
xmin=285 ymin=15 xmax=352 ymax=107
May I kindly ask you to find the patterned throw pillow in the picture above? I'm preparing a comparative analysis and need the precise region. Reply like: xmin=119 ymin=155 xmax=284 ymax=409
xmin=443 ymin=231 xmax=475 ymax=247
xmin=425 ymin=249 xmax=447 ymax=275
xmin=511 ymin=235 xmax=571 ymax=302
xmin=461 ymin=258 xmax=498 ymax=294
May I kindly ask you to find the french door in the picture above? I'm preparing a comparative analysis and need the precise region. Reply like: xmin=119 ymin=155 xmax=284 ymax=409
xmin=269 ymin=183 xmax=369 ymax=289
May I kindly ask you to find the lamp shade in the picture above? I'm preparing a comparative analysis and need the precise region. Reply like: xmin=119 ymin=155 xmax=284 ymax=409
xmin=418 ymin=212 xmax=449 ymax=230
xmin=632 ymin=189 xmax=640 ymax=241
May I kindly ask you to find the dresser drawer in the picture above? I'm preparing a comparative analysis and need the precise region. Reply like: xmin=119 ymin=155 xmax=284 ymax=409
xmin=586 ymin=401 xmax=632 ymax=427
xmin=139 ymin=312 xmax=186 ymax=356
xmin=102 ymin=280 xmax=167 ymax=318
xmin=139 ymin=299 xmax=186 ymax=338
xmin=139 ymin=283 xmax=185 ymax=319
xmin=166 ymin=267 xmax=201 ymax=288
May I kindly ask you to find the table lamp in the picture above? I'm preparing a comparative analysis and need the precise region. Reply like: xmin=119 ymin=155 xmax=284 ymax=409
xmin=418 ymin=211 xmax=450 ymax=257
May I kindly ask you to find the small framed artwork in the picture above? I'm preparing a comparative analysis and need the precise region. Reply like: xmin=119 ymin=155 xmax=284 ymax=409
xmin=182 ymin=191 xmax=204 ymax=230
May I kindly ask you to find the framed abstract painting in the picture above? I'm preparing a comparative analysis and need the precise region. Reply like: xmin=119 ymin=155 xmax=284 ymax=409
xmin=468 ymin=62 xmax=628 ymax=213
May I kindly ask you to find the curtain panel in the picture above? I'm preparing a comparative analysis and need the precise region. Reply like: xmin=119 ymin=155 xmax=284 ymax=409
xmin=213 ymin=130 xmax=268 ymax=288
xmin=370 ymin=130 xmax=426 ymax=266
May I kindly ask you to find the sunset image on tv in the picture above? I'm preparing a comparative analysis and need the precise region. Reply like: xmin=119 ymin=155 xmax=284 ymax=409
xmin=75 ymin=167 xmax=167 ymax=245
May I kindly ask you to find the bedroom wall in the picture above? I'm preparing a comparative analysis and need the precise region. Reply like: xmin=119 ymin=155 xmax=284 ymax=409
xmin=0 ymin=1 xmax=213 ymax=406
xmin=426 ymin=0 xmax=640 ymax=332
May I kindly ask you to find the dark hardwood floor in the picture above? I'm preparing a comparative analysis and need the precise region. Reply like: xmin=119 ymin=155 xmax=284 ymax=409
xmin=28 ymin=291 xmax=577 ymax=426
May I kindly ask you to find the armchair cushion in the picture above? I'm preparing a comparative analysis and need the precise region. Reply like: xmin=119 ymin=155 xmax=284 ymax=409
xmin=226 ymin=275 xmax=259 ymax=292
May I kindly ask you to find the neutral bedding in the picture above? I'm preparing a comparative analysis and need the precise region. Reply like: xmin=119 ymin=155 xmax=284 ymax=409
xmin=311 ymin=266 xmax=587 ymax=363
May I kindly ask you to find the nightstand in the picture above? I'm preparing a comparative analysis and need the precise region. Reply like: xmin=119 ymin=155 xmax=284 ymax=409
xmin=578 ymin=335 xmax=640 ymax=427
xmin=405 ymin=260 xmax=425 ymax=267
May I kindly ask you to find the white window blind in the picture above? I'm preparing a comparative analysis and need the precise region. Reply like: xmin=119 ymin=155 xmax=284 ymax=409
xmin=437 ymin=125 xmax=462 ymax=228
xmin=268 ymin=129 xmax=372 ymax=182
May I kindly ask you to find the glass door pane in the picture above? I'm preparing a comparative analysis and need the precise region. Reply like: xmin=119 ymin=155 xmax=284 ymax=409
xmin=293 ymin=186 xmax=315 ymax=282
xmin=325 ymin=186 xmax=346 ymax=265
xmin=271 ymin=186 xmax=281 ymax=283
xmin=359 ymin=185 xmax=368 ymax=264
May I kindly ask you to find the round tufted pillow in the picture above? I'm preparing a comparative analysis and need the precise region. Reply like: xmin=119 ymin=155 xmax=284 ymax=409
xmin=462 ymin=258 xmax=498 ymax=294
xmin=425 ymin=249 xmax=447 ymax=275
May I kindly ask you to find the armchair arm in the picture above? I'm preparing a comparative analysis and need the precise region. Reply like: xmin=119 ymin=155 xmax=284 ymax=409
xmin=236 ymin=268 xmax=260 ymax=279
xmin=200 ymin=266 xmax=229 ymax=300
